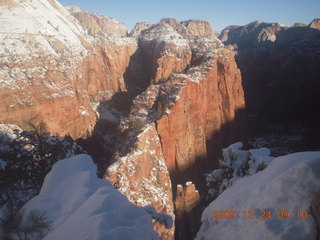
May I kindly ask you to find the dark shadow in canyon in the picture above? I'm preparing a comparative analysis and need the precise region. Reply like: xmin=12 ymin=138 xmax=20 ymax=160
xmin=77 ymin=45 xmax=152 ymax=176
xmin=123 ymin=46 xmax=153 ymax=97
xmin=232 ymin=26 xmax=320 ymax=155
xmin=77 ymin=91 xmax=132 ymax=177
xmin=171 ymin=108 xmax=247 ymax=240
xmin=76 ymin=26 xmax=320 ymax=240
xmin=234 ymin=27 xmax=320 ymax=124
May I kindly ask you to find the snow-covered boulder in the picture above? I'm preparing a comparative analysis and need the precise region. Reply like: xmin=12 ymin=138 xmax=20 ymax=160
xmin=23 ymin=154 xmax=167 ymax=240
xmin=206 ymin=142 xmax=274 ymax=197
xmin=197 ymin=151 xmax=320 ymax=240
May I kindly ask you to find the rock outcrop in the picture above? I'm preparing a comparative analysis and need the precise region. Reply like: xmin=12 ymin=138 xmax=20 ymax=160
xmin=219 ymin=20 xmax=286 ymax=46
xmin=106 ymin=18 xmax=245 ymax=240
xmin=66 ymin=6 xmax=128 ymax=38
xmin=219 ymin=19 xmax=320 ymax=123
xmin=181 ymin=20 xmax=216 ymax=40
xmin=156 ymin=48 xmax=244 ymax=172
xmin=175 ymin=182 xmax=200 ymax=217
xmin=106 ymin=124 xmax=175 ymax=240
xmin=1 ymin=2 xmax=246 ymax=239
xmin=129 ymin=22 xmax=153 ymax=37
xmin=0 ymin=0 xmax=136 ymax=139
xmin=174 ymin=182 xmax=202 ymax=239
xmin=309 ymin=18 xmax=320 ymax=30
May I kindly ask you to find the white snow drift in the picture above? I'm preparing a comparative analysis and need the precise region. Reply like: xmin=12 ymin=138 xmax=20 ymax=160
xmin=23 ymin=154 xmax=170 ymax=240
xmin=196 ymin=151 xmax=320 ymax=240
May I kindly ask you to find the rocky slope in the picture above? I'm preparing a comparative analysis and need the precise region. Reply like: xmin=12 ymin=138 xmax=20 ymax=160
xmin=0 ymin=0 xmax=136 ymax=139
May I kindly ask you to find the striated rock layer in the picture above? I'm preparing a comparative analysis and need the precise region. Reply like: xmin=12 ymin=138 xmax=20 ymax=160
xmin=107 ymin=124 xmax=175 ymax=239
xmin=106 ymin=18 xmax=245 ymax=240
xmin=0 ymin=0 xmax=136 ymax=139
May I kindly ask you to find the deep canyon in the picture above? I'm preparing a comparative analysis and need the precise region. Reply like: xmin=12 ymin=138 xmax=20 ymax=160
xmin=0 ymin=1 xmax=320 ymax=239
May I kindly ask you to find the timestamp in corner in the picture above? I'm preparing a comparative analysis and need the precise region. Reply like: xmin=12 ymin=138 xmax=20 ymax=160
xmin=212 ymin=210 xmax=309 ymax=220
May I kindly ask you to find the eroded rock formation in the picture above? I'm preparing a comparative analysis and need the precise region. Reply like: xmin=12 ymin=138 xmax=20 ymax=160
xmin=105 ymin=18 xmax=245 ymax=240
xmin=0 ymin=0 xmax=136 ymax=139
xmin=66 ymin=6 xmax=128 ymax=38
xmin=175 ymin=182 xmax=200 ymax=217
xmin=1 ymin=2 xmax=247 ymax=239
xmin=309 ymin=18 xmax=320 ymax=30
xmin=106 ymin=124 xmax=175 ymax=239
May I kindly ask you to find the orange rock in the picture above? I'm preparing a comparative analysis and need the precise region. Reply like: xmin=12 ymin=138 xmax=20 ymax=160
xmin=106 ymin=124 xmax=175 ymax=240
xmin=157 ymin=49 xmax=245 ymax=171
xmin=175 ymin=182 xmax=200 ymax=218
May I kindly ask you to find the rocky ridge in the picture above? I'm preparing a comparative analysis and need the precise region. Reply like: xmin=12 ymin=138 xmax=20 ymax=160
xmin=106 ymin=19 xmax=245 ymax=240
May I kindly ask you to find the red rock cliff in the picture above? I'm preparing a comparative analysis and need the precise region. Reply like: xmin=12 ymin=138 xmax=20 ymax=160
xmin=0 ymin=0 xmax=136 ymax=139
xmin=156 ymin=49 xmax=244 ymax=171
xmin=105 ymin=19 xmax=245 ymax=239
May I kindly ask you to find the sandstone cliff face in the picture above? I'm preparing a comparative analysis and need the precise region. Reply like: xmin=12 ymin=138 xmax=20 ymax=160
xmin=110 ymin=18 xmax=245 ymax=174
xmin=138 ymin=22 xmax=192 ymax=83
xmin=219 ymin=19 xmax=320 ymax=122
xmin=181 ymin=20 xmax=216 ymax=40
xmin=0 ymin=0 xmax=136 ymax=139
xmin=175 ymin=182 xmax=200 ymax=217
xmin=106 ymin=124 xmax=174 ymax=240
xmin=309 ymin=18 xmax=320 ymax=30
xmin=219 ymin=21 xmax=286 ymax=46
xmin=105 ymin=19 xmax=245 ymax=239
xmin=129 ymin=22 xmax=153 ymax=37
xmin=66 ymin=6 xmax=128 ymax=38
xmin=1 ymin=3 xmax=246 ymax=238
xmin=156 ymin=49 xmax=244 ymax=171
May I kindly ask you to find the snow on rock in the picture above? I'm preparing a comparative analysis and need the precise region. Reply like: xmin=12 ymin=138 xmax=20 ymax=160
xmin=0 ymin=0 xmax=86 ymax=57
xmin=0 ymin=124 xmax=22 ymax=143
xmin=141 ymin=23 xmax=189 ymax=48
xmin=66 ymin=5 xmax=128 ymax=38
xmin=106 ymin=123 xmax=175 ymax=239
xmin=23 ymin=154 xmax=166 ymax=240
xmin=197 ymin=151 xmax=320 ymax=240
xmin=206 ymin=142 xmax=274 ymax=197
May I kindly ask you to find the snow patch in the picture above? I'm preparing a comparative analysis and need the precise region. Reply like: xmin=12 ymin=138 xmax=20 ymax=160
xmin=206 ymin=142 xmax=274 ymax=197
xmin=23 ymin=154 xmax=164 ymax=240
xmin=197 ymin=151 xmax=320 ymax=240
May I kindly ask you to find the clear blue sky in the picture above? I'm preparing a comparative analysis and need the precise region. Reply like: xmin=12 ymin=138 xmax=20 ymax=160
xmin=59 ymin=0 xmax=320 ymax=32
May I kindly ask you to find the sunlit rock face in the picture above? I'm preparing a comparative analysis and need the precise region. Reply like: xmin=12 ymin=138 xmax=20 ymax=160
xmin=1 ymin=3 xmax=246 ymax=238
xmin=134 ymin=19 xmax=245 ymax=172
xmin=0 ymin=0 xmax=136 ymax=139
xmin=106 ymin=18 xmax=245 ymax=239
xmin=106 ymin=124 xmax=175 ymax=240
xmin=66 ymin=6 xmax=128 ymax=38
xmin=309 ymin=18 xmax=320 ymax=30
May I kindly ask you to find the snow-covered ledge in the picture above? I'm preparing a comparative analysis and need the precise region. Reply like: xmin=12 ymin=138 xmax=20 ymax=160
xmin=23 ymin=154 xmax=172 ymax=240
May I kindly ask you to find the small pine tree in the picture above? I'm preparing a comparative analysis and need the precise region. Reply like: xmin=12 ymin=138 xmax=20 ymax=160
xmin=0 ymin=206 xmax=52 ymax=240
